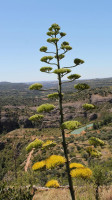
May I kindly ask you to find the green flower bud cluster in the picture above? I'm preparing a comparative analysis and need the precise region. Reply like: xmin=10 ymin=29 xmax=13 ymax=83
xmin=47 ymin=92 xmax=59 ymax=99
xmin=54 ymin=54 xmax=65 ymax=60
xmin=47 ymin=38 xmax=59 ymax=43
xmin=40 ymin=56 xmax=54 ymax=62
xmin=90 ymin=150 xmax=101 ymax=158
xmin=61 ymin=41 xmax=69 ymax=45
xmin=29 ymin=114 xmax=44 ymax=121
xmin=40 ymin=46 xmax=47 ymax=52
xmin=53 ymin=68 xmax=71 ymax=75
xmin=60 ymin=32 xmax=66 ymax=37
xmin=89 ymin=137 xmax=105 ymax=147
xmin=74 ymin=58 xmax=84 ymax=65
xmin=86 ymin=146 xmax=102 ymax=158
xmin=62 ymin=121 xmax=81 ymax=130
xmin=49 ymin=23 xmax=60 ymax=31
xmin=67 ymin=74 xmax=81 ymax=80
xmin=29 ymin=83 xmax=43 ymax=90
xmin=74 ymin=83 xmax=90 ymax=90
xmin=82 ymin=103 xmax=95 ymax=110
xmin=46 ymin=31 xmax=55 ymax=36
xmin=26 ymin=139 xmax=43 ymax=152
xmin=42 ymin=140 xmax=56 ymax=149
xmin=37 ymin=104 xmax=55 ymax=113
xmin=40 ymin=66 xmax=53 ymax=72
xmin=61 ymin=44 xmax=72 ymax=51
xmin=47 ymin=92 xmax=63 ymax=99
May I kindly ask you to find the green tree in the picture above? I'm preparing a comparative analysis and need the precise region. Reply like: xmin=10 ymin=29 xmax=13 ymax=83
xmin=29 ymin=23 xmax=94 ymax=200
xmin=92 ymin=165 xmax=108 ymax=200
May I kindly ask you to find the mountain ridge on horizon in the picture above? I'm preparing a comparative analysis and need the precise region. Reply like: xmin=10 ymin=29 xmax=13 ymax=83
xmin=0 ymin=77 xmax=112 ymax=84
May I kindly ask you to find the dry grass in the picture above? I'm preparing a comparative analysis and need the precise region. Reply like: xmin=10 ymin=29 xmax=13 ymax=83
xmin=33 ymin=185 xmax=112 ymax=200
xmin=100 ymin=186 xmax=112 ymax=200
xmin=33 ymin=188 xmax=71 ymax=200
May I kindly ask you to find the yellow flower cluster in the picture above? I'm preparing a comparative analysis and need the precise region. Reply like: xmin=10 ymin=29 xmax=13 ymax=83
xmin=45 ymin=179 xmax=60 ymax=188
xmin=32 ymin=160 xmax=46 ymax=171
xmin=46 ymin=155 xmax=66 ymax=169
xmin=42 ymin=140 xmax=56 ymax=149
xmin=32 ymin=155 xmax=66 ymax=171
xmin=70 ymin=163 xmax=84 ymax=169
xmin=70 ymin=167 xmax=92 ymax=179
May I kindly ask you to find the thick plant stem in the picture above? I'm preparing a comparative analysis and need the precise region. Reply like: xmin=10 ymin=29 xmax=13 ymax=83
xmin=55 ymin=41 xmax=75 ymax=200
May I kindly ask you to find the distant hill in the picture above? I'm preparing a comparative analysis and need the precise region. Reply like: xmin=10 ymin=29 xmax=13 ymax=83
xmin=0 ymin=77 xmax=112 ymax=91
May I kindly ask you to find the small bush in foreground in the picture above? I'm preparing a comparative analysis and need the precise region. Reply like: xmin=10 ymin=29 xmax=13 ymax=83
xmin=0 ymin=183 xmax=34 ymax=200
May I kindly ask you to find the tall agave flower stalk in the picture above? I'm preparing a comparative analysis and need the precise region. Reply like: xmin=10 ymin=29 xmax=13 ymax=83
xmin=29 ymin=23 xmax=94 ymax=200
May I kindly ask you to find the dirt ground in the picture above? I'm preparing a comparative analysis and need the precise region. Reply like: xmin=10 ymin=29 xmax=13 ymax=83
xmin=33 ymin=186 xmax=112 ymax=200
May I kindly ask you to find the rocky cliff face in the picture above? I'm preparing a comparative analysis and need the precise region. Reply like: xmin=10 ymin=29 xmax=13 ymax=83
xmin=0 ymin=114 xmax=34 ymax=134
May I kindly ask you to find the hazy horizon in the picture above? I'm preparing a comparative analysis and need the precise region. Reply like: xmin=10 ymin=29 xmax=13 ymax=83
xmin=0 ymin=76 xmax=112 ymax=84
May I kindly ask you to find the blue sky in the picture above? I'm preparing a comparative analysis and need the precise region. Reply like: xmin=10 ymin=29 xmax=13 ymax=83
xmin=0 ymin=0 xmax=112 ymax=82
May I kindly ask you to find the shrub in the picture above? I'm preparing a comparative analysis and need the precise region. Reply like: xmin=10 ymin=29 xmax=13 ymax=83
xmin=0 ymin=183 xmax=34 ymax=200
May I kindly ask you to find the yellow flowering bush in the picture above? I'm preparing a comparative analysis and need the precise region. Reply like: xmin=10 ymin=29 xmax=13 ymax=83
xmin=42 ymin=140 xmax=56 ymax=149
xmin=46 ymin=155 xmax=66 ymax=169
xmin=70 ymin=167 xmax=92 ymax=179
xmin=26 ymin=139 xmax=43 ymax=152
xmin=70 ymin=163 xmax=84 ymax=169
xmin=32 ymin=160 xmax=46 ymax=171
xmin=45 ymin=179 xmax=60 ymax=188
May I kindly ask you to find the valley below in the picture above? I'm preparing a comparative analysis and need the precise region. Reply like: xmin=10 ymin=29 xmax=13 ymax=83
xmin=0 ymin=78 xmax=112 ymax=200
